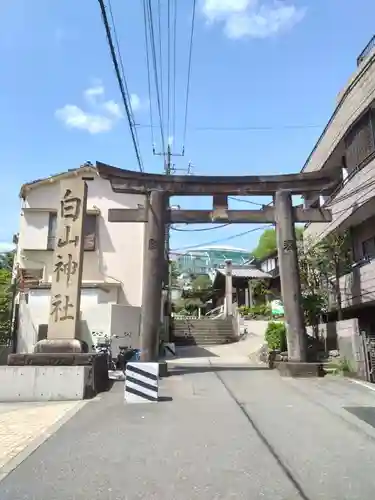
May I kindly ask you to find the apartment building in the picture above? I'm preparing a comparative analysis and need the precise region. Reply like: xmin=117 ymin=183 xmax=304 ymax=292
xmin=14 ymin=164 xmax=146 ymax=353
xmin=303 ymin=35 xmax=375 ymax=327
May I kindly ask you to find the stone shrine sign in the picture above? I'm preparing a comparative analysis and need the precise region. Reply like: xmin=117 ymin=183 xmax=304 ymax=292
xmin=47 ymin=179 xmax=87 ymax=340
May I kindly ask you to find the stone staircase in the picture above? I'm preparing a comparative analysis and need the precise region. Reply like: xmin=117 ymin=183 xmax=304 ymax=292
xmin=171 ymin=318 xmax=237 ymax=346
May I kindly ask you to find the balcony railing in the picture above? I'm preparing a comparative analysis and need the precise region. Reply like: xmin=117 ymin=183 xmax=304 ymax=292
xmin=357 ymin=35 xmax=375 ymax=66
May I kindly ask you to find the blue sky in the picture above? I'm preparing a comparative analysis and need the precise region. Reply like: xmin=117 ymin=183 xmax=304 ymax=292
xmin=0 ymin=0 xmax=374 ymax=255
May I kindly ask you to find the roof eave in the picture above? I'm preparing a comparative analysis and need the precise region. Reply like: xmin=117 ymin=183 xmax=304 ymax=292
xmin=19 ymin=165 xmax=98 ymax=199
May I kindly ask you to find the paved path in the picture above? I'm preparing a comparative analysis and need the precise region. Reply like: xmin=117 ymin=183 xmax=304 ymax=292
xmin=0 ymin=400 xmax=84 ymax=478
xmin=1 ymin=365 xmax=375 ymax=499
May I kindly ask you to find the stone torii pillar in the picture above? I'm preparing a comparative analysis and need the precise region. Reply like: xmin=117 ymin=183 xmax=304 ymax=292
xmin=275 ymin=190 xmax=307 ymax=362
xmin=139 ymin=190 xmax=166 ymax=362
xmin=224 ymin=259 xmax=233 ymax=317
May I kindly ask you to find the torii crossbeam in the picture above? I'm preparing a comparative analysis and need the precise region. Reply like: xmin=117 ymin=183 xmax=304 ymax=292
xmin=97 ymin=161 xmax=336 ymax=364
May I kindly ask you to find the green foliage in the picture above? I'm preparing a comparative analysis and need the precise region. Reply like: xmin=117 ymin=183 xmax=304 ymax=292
xmin=299 ymin=232 xmax=351 ymax=324
xmin=250 ymin=279 xmax=271 ymax=300
xmin=265 ymin=321 xmax=287 ymax=351
xmin=328 ymin=357 xmax=354 ymax=376
xmin=176 ymin=275 xmax=213 ymax=315
xmin=0 ymin=262 xmax=12 ymax=344
xmin=252 ymin=227 xmax=304 ymax=260
xmin=170 ymin=260 xmax=180 ymax=286
xmin=239 ymin=303 xmax=272 ymax=319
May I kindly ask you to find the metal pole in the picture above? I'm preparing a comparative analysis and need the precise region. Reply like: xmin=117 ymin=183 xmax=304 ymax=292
xmin=139 ymin=190 xmax=166 ymax=362
xmin=275 ymin=190 xmax=307 ymax=362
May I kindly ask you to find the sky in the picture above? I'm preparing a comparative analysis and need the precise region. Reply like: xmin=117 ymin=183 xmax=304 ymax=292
xmin=0 ymin=0 xmax=374 ymax=255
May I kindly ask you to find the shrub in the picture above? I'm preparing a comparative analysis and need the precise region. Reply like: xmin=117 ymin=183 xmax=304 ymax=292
xmin=265 ymin=321 xmax=287 ymax=351
xmin=238 ymin=304 xmax=271 ymax=319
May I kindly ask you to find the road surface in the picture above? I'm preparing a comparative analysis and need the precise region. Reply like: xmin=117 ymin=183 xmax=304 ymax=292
xmin=1 ymin=363 xmax=375 ymax=499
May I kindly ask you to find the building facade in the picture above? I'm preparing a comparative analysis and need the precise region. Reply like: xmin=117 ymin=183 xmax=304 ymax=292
xmin=303 ymin=36 xmax=375 ymax=336
xmin=175 ymin=245 xmax=251 ymax=278
xmin=15 ymin=165 xmax=146 ymax=354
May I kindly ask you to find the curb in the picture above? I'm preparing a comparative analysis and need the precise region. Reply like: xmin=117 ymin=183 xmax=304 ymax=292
xmin=0 ymin=400 xmax=88 ymax=483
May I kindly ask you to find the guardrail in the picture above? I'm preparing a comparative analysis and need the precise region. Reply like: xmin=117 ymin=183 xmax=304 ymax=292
xmin=357 ymin=35 xmax=375 ymax=66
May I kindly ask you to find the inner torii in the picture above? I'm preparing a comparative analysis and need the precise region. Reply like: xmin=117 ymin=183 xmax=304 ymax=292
xmin=96 ymin=162 xmax=335 ymax=364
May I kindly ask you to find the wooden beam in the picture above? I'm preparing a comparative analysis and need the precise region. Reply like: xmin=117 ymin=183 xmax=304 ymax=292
xmin=96 ymin=162 xmax=339 ymax=196
xmin=212 ymin=194 xmax=228 ymax=221
xmin=108 ymin=207 xmax=332 ymax=224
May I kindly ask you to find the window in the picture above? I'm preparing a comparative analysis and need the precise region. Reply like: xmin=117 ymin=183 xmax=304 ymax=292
xmin=344 ymin=110 xmax=375 ymax=172
xmin=47 ymin=213 xmax=97 ymax=251
xmin=362 ymin=237 xmax=375 ymax=259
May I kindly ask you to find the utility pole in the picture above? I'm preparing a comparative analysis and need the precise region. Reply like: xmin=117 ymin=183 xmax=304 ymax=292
xmin=153 ymin=144 xmax=187 ymax=343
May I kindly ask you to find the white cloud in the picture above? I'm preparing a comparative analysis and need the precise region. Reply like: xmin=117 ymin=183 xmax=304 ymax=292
xmin=55 ymin=105 xmax=114 ymax=134
xmin=201 ymin=0 xmax=306 ymax=39
xmin=102 ymin=99 xmax=123 ymax=118
xmin=84 ymin=84 xmax=105 ymax=103
xmin=56 ymin=83 xmax=147 ymax=134
xmin=130 ymin=93 xmax=141 ymax=111
xmin=55 ymin=84 xmax=144 ymax=134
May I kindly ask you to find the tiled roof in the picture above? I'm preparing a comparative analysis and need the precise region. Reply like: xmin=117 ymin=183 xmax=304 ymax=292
xmin=217 ymin=266 xmax=271 ymax=279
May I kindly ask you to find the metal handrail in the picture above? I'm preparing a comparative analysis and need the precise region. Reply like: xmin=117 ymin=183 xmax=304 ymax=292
xmin=357 ymin=35 xmax=375 ymax=66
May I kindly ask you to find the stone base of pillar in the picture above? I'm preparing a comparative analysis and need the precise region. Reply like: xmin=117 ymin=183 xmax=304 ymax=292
xmin=34 ymin=339 xmax=84 ymax=354
xmin=275 ymin=361 xmax=326 ymax=378
xmin=4 ymin=352 xmax=110 ymax=401
xmin=158 ymin=360 xmax=169 ymax=378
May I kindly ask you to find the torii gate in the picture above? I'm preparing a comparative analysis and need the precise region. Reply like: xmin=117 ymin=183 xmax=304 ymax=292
xmin=96 ymin=162 xmax=335 ymax=364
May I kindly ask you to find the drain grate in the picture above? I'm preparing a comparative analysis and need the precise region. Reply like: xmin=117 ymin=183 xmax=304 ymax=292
xmin=345 ymin=406 xmax=375 ymax=429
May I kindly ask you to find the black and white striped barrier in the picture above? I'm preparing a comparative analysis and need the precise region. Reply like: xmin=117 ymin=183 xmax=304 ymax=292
xmin=125 ymin=362 xmax=159 ymax=403
xmin=163 ymin=342 xmax=176 ymax=358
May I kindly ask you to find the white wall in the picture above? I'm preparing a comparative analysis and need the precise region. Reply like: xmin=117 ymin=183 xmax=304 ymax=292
xmin=17 ymin=288 xmax=143 ymax=354
xmin=18 ymin=170 xmax=146 ymax=307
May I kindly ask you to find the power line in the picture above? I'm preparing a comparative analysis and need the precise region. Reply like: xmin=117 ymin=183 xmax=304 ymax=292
xmin=156 ymin=0 xmax=164 ymax=132
xmin=142 ymin=0 xmax=155 ymax=146
xmin=145 ymin=0 xmax=166 ymax=155
xmin=171 ymin=224 xmax=230 ymax=232
xmin=167 ymin=0 xmax=171 ymax=140
xmin=229 ymin=196 xmax=267 ymax=207
xmin=171 ymin=225 xmax=271 ymax=252
xmin=97 ymin=0 xmax=144 ymax=172
xmin=182 ymin=0 xmax=197 ymax=153
xmin=136 ymin=123 xmax=323 ymax=132
xmin=194 ymin=124 xmax=323 ymax=131
xmin=172 ymin=0 xmax=177 ymax=145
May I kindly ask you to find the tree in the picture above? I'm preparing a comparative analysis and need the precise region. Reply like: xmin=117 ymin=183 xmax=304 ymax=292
xmin=0 ymin=252 xmax=13 ymax=344
xmin=177 ymin=275 xmax=213 ymax=315
xmin=299 ymin=232 xmax=351 ymax=329
xmin=252 ymin=226 xmax=304 ymax=260
xmin=169 ymin=260 xmax=180 ymax=286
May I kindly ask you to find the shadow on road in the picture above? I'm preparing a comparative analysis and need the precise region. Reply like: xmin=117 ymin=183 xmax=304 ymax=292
xmin=168 ymin=365 xmax=270 ymax=376
xmin=172 ymin=346 xmax=219 ymax=358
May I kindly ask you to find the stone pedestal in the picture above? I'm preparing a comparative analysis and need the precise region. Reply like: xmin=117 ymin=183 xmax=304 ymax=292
xmin=3 ymin=352 xmax=110 ymax=401
xmin=275 ymin=361 xmax=326 ymax=378
xmin=158 ymin=360 xmax=169 ymax=378
xmin=34 ymin=339 xmax=84 ymax=353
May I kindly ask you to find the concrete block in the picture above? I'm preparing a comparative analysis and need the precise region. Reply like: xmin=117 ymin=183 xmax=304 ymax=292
xmin=125 ymin=362 xmax=159 ymax=403
xmin=0 ymin=366 xmax=93 ymax=402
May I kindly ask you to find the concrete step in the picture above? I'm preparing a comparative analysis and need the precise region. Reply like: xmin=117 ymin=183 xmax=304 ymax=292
xmin=173 ymin=337 xmax=237 ymax=346
xmin=172 ymin=332 xmax=235 ymax=337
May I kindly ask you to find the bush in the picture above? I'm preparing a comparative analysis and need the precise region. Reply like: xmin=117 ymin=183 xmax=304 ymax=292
xmin=265 ymin=321 xmax=287 ymax=351
xmin=238 ymin=304 xmax=271 ymax=319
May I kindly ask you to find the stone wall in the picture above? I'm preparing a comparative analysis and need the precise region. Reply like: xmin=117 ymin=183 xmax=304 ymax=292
xmin=307 ymin=318 xmax=367 ymax=379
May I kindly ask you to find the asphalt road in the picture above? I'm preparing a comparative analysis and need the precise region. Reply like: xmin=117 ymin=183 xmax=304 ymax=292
xmin=1 ymin=365 xmax=375 ymax=499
